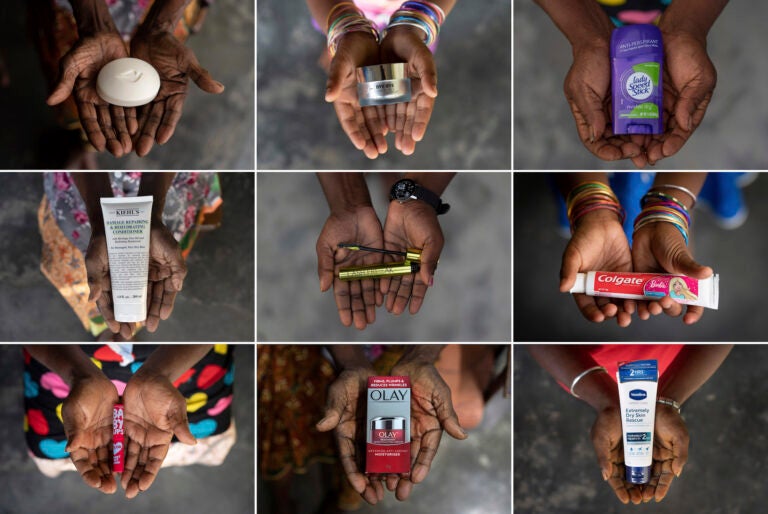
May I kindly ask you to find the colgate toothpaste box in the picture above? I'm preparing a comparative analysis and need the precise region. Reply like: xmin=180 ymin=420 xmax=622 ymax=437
xmin=366 ymin=376 xmax=410 ymax=474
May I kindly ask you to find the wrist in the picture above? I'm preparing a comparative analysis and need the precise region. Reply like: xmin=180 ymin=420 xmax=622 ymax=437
xmin=72 ymin=1 xmax=119 ymax=38
xmin=572 ymin=207 xmax=623 ymax=231
xmin=394 ymin=345 xmax=444 ymax=369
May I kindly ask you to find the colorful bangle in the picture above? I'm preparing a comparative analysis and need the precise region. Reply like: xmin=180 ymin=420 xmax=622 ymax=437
xmin=384 ymin=1 xmax=445 ymax=50
xmin=565 ymin=181 xmax=625 ymax=231
xmin=326 ymin=3 xmax=379 ymax=58
xmin=633 ymin=190 xmax=692 ymax=245
xmin=651 ymin=184 xmax=697 ymax=208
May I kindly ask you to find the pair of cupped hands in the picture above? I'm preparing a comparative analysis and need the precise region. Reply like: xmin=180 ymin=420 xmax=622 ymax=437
xmin=560 ymin=209 xmax=714 ymax=326
xmin=47 ymin=28 xmax=224 ymax=158
xmin=592 ymin=402 xmax=688 ymax=504
xmin=328 ymin=26 xmax=438 ymax=158
xmin=63 ymin=365 xmax=195 ymax=498
xmin=85 ymin=220 xmax=187 ymax=338
xmin=317 ymin=200 xmax=443 ymax=330
xmin=566 ymin=26 xmax=716 ymax=167
xmin=315 ymin=360 xmax=467 ymax=504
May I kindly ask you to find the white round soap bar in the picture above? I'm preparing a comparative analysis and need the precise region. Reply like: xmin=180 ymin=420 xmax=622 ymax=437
xmin=96 ymin=58 xmax=161 ymax=107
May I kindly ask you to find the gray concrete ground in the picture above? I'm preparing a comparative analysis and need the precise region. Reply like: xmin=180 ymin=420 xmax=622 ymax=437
xmin=257 ymin=345 xmax=511 ymax=514
xmin=0 ymin=344 xmax=254 ymax=514
xmin=514 ymin=2 xmax=766 ymax=169
xmin=0 ymin=172 xmax=254 ymax=342
xmin=0 ymin=0 xmax=253 ymax=170
xmin=257 ymin=172 xmax=511 ymax=342
xmin=514 ymin=172 xmax=768 ymax=341
xmin=257 ymin=1 xmax=511 ymax=170
xmin=514 ymin=345 xmax=768 ymax=514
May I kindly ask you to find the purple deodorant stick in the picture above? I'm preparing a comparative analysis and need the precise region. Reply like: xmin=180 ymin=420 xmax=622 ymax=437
xmin=611 ymin=24 xmax=663 ymax=135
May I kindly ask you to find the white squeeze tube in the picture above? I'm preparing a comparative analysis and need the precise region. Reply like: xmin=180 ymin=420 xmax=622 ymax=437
xmin=617 ymin=359 xmax=658 ymax=484
xmin=100 ymin=196 xmax=153 ymax=322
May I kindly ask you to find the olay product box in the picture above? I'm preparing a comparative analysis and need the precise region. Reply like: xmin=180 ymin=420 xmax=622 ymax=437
xmin=366 ymin=376 xmax=411 ymax=474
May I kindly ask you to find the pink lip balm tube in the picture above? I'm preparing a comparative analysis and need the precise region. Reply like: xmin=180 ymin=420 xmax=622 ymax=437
xmin=113 ymin=403 xmax=125 ymax=473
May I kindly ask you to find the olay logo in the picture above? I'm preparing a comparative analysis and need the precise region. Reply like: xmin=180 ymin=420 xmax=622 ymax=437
xmin=629 ymin=389 xmax=647 ymax=400
xmin=598 ymin=274 xmax=644 ymax=286
xmin=369 ymin=389 xmax=408 ymax=401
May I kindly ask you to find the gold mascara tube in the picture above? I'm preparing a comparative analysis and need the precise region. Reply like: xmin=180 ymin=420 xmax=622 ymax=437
xmin=338 ymin=261 xmax=421 ymax=281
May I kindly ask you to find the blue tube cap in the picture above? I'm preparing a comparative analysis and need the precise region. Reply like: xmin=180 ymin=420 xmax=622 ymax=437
xmin=626 ymin=465 xmax=651 ymax=484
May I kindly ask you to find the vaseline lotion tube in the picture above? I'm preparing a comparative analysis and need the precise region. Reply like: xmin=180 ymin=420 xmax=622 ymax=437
xmin=617 ymin=359 xmax=658 ymax=484
xmin=100 ymin=196 xmax=153 ymax=322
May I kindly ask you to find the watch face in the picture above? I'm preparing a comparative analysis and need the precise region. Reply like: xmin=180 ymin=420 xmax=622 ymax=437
xmin=392 ymin=179 xmax=416 ymax=201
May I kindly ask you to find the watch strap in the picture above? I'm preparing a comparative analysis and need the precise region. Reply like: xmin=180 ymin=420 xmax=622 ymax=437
xmin=414 ymin=185 xmax=450 ymax=215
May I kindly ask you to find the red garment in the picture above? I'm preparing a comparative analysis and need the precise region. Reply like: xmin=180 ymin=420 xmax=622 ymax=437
xmin=588 ymin=344 xmax=684 ymax=382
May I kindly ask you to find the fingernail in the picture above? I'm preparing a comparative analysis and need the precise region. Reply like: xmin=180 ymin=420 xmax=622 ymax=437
xmin=428 ymin=276 xmax=434 ymax=287
xmin=589 ymin=127 xmax=596 ymax=144
xmin=602 ymin=469 xmax=609 ymax=481
xmin=687 ymin=115 xmax=693 ymax=132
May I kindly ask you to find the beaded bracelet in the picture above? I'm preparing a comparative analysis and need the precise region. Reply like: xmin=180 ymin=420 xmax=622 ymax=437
xmin=565 ymin=181 xmax=625 ymax=231
xmin=384 ymin=1 xmax=445 ymax=49
xmin=326 ymin=3 xmax=379 ymax=58
xmin=634 ymin=191 xmax=691 ymax=245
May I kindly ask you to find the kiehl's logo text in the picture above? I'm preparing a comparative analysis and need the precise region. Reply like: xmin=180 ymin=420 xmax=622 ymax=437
xmin=115 ymin=209 xmax=140 ymax=216
xmin=369 ymin=389 xmax=408 ymax=401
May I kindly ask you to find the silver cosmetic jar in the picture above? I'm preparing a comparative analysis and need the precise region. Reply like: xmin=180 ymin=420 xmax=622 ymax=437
xmin=356 ymin=63 xmax=412 ymax=107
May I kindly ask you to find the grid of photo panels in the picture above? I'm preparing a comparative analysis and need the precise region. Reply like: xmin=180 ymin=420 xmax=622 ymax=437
xmin=515 ymin=1 xmax=768 ymax=513
xmin=0 ymin=0 xmax=514 ymax=513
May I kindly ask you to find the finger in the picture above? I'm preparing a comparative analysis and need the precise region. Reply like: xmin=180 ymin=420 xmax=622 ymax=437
xmin=559 ymin=244 xmax=582 ymax=292
xmin=395 ymin=477 xmax=414 ymax=501
xmin=333 ymin=276 xmax=353 ymax=327
xmin=79 ymin=101 xmax=107 ymax=152
xmin=122 ymin=436 xmax=141 ymax=492
xmin=315 ymin=393 xmax=345 ymax=432
xmin=637 ymin=300 xmax=651 ymax=321
xmin=573 ymin=294 xmax=606 ymax=323
xmin=125 ymin=106 xmax=138 ymax=135
xmin=628 ymin=483 xmax=643 ymax=504
xmin=337 ymin=436 xmax=367 ymax=495
xmin=161 ymin=276 xmax=180 ymax=318
xmin=119 ymin=322 xmax=134 ymax=340
xmin=146 ymin=280 xmax=164 ymax=333
xmin=172 ymin=419 xmax=197 ymax=446
xmin=135 ymin=101 xmax=165 ymax=157
xmin=333 ymin=101 xmax=375 ymax=157
xmin=653 ymin=458 xmax=676 ymax=502
xmin=433 ymin=391 xmax=467 ymax=441
xmin=348 ymin=278 xmax=368 ymax=330
xmin=606 ymin=464 xmax=630 ymax=504
xmin=408 ymin=273 xmax=428 ymax=315
xmin=412 ymin=47 xmax=438 ymax=98
xmin=96 ymin=104 xmax=124 ymax=157
xmin=362 ymin=106 xmax=387 ymax=154
xmin=95 ymin=293 xmax=121 ymax=334
xmin=394 ymin=101 xmax=407 ymax=150
xmin=361 ymin=277 xmax=377 ymax=324
xmin=411 ymin=94 xmax=435 ymax=142
xmin=47 ymin=53 xmax=81 ymax=105
xmin=659 ymin=296 xmax=683 ymax=318
xmin=670 ymin=429 xmax=689 ymax=477
xmin=411 ymin=428 xmax=441 ymax=483
xmin=683 ymin=305 xmax=704 ymax=325
xmin=69 ymin=448 xmax=104 ymax=490
xmin=385 ymin=103 xmax=397 ymax=132
xmin=564 ymin=88 xmax=608 ymax=153
xmin=188 ymin=60 xmax=225 ymax=94
xmin=400 ymin=100 xmax=417 ymax=155
xmin=385 ymin=275 xmax=401 ymax=313
xmin=137 ymin=442 xmax=171 ymax=492
xmin=156 ymin=94 xmax=186 ymax=145
xmin=110 ymin=105 xmax=132 ymax=155
xmin=391 ymin=273 xmax=413 ymax=315
xmin=376 ymin=105 xmax=388 ymax=134
xmin=386 ymin=474 xmax=399 ymax=491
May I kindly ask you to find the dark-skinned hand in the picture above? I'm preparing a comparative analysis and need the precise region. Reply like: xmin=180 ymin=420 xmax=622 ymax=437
xmin=316 ymin=205 xmax=384 ymax=329
xmin=631 ymin=221 xmax=713 ymax=324
xmin=560 ymin=209 xmax=635 ymax=327
xmin=121 ymin=368 xmax=196 ymax=498
xmin=326 ymin=32 xmax=388 ymax=159
xmin=591 ymin=405 xmax=644 ymax=504
xmin=315 ymin=367 xmax=385 ymax=505
xmin=380 ymin=200 xmax=443 ymax=316
xmin=642 ymin=403 xmax=689 ymax=502
xmin=47 ymin=32 xmax=136 ymax=157
xmin=379 ymin=26 xmax=438 ymax=156
xmin=130 ymin=30 xmax=224 ymax=157
xmin=62 ymin=372 xmax=120 ymax=494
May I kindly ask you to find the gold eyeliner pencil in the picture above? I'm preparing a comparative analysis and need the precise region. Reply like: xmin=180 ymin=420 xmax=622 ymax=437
xmin=338 ymin=261 xmax=421 ymax=281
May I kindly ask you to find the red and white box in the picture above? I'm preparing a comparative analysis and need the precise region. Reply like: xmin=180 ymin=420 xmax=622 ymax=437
xmin=113 ymin=403 xmax=125 ymax=473
xmin=366 ymin=376 xmax=411 ymax=474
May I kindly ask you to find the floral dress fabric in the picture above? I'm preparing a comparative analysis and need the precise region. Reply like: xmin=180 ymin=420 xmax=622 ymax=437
xmin=24 ymin=344 xmax=235 ymax=460
xmin=39 ymin=172 xmax=222 ymax=336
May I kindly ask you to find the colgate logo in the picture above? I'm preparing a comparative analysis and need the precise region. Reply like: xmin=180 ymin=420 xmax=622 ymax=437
xmin=629 ymin=389 xmax=647 ymax=400
xmin=598 ymin=275 xmax=644 ymax=286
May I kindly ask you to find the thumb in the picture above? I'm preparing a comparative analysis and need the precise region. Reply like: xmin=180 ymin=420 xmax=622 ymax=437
xmin=315 ymin=404 xmax=343 ymax=433
xmin=568 ymin=87 xmax=607 ymax=145
xmin=189 ymin=60 xmax=225 ymax=94
xmin=660 ymin=242 xmax=713 ymax=279
xmin=559 ymin=244 xmax=583 ymax=293
xmin=674 ymin=83 xmax=714 ymax=133
xmin=417 ymin=236 xmax=443 ymax=287
xmin=670 ymin=430 xmax=689 ymax=477
xmin=434 ymin=389 xmax=467 ymax=440
xmin=325 ymin=54 xmax=351 ymax=103
xmin=412 ymin=47 xmax=437 ymax=98
xmin=316 ymin=242 xmax=336 ymax=292
xmin=47 ymin=55 xmax=79 ymax=106
xmin=172 ymin=419 xmax=197 ymax=446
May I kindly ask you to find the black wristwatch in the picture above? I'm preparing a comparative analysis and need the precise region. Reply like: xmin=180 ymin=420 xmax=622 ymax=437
xmin=389 ymin=179 xmax=450 ymax=215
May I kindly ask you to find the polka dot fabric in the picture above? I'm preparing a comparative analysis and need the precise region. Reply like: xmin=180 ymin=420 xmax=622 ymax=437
xmin=23 ymin=345 xmax=235 ymax=459
xmin=596 ymin=0 xmax=672 ymax=26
